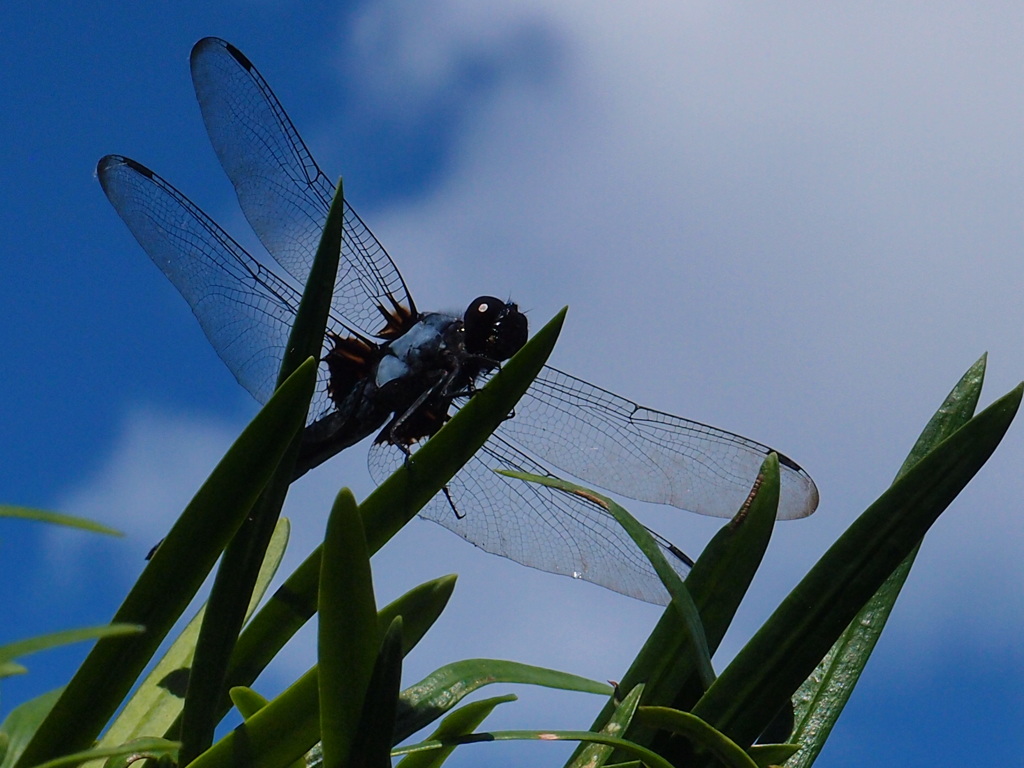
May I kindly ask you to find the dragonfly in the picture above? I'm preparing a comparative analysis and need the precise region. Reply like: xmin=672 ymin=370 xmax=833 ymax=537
xmin=98 ymin=37 xmax=818 ymax=604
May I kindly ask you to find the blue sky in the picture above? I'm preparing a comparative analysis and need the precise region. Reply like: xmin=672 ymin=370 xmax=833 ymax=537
xmin=3 ymin=2 xmax=1023 ymax=765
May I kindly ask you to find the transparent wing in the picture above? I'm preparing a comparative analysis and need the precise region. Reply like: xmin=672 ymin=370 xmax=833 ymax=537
xmin=109 ymin=37 xmax=818 ymax=603
xmin=368 ymin=431 xmax=690 ymax=605
xmin=190 ymin=36 xmax=416 ymax=339
xmin=186 ymin=36 xmax=816 ymax=521
xmin=502 ymin=366 xmax=819 ymax=520
xmin=97 ymin=155 xmax=336 ymax=421
xmin=366 ymin=360 xmax=816 ymax=602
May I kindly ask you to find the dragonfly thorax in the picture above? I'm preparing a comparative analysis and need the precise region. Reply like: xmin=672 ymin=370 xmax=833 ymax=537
xmin=375 ymin=313 xmax=463 ymax=390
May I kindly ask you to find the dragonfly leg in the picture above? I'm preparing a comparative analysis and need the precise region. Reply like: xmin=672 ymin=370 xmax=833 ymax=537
xmin=377 ymin=366 xmax=457 ymax=454
xmin=442 ymin=486 xmax=465 ymax=519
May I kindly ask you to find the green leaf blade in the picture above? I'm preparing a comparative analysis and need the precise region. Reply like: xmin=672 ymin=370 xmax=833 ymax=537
xmin=0 ymin=689 xmax=62 ymax=768
xmin=0 ymin=506 xmax=120 ymax=535
xmin=12 ymin=357 xmax=316 ymax=768
xmin=0 ymin=624 xmax=143 ymax=669
xmin=634 ymin=707 xmax=759 ymax=768
xmin=397 ymin=694 xmax=517 ymax=768
xmin=318 ymin=488 xmax=379 ymax=767
xmin=395 ymin=658 xmax=611 ymax=743
xmin=178 ymin=177 xmax=344 ymax=761
xmin=786 ymin=355 xmax=988 ymax=767
xmin=101 ymin=518 xmax=289 ymax=752
xmin=348 ymin=617 xmax=404 ymax=768
xmin=377 ymin=574 xmax=457 ymax=658
xmin=565 ymin=684 xmax=644 ymax=768
xmin=691 ymin=381 xmax=1022 ymax=748
xmin=498 ymin=469 xmax=719 ymax=689
xmin=580 ymin=453 xmax=780 ymax=759
xmin=393 ymin=730 xmax=675 ymax=768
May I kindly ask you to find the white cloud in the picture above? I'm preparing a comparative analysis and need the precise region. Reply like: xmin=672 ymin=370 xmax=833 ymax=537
xmin=324 ymin=1 xmax=1024 ymax=652
xmin=49 ymin=408 xmax=238 ymax=564
xmin=343 ymin=0 xmax=552 ymax=108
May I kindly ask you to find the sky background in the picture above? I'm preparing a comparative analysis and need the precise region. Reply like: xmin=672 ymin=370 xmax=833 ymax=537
xmin=3 ymin=2 xmax=1023 ymax=765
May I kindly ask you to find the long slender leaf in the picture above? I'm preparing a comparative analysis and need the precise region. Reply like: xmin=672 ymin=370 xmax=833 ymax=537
xmin=0 ymin=689 xmax=62 ymax=768
xmin=565 ymin=684 xmax=644 ymax=768
xmin=397 ymin=695 xmax=517 ymax=768
xmin=634 ymin=707 xmax=759 ymax=768
xmin=319 ymin=488 xmax=378 ymax=767
xmin=348 ymin=617 xmax=404 ymax=768
xmin=0 ymin=507 xmax=120 ymax=536
xmin=94 ymin=519 xmax=288 ymax=757
xmin=222 ymin=309 xmax=564 ymax=704
xmin=392 ymin=730 xmax=675 ymax=768
xmin=0 ymin=624 xmax=142 ymax=670
xmin=578 ymin=454 xmax=780 ymax=761
xmin=188 ymin=657 xmax=607 ymax=768
xmin=178 ymin=178 xmax=344 ymax=762
xmin=395 ymin=658 xmax=612 ymax=743
xmin=0 ymin=664 xmax=26 ymax=680
xmin=229 ymin=687 xmax=269 ymax=720
xmin=162 ymin=573 xmax=455 ymax=745
xmin=12 ymin=358 xmax=316 ymax=768
xmin=785 ymin=354 xmax=986 ymax=767
xmin=691 ymin=382 xmax=1021 ymax=748
xmin=30 ymin=738 xmax=179 ymax=768
xmin=500 ymin=470 xmax=717 ymax=690
xmin=377 ymin=575 xmax=457 ymax=658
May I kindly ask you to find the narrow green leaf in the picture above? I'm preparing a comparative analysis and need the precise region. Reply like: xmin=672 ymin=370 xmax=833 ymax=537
xmin=634 ymin=707 xmax=759 ymax=768
xmin=12 ymin=358 xmax=315 ymax=768
xmin=173 ymin=575 xmax=454 ymax=768
xmin=0 ymin=506 xmax=120 ymax=535
xmin=186 ymin=657 xmax=606 ymax=768
xmin=565 ymin=684 xmax=644 ymax=768
xmin=397 ymin=695 xmax=517 ymax=768
xmin=748 ymin=743 xmax=800 ymax=766
xmin=178 ymin=178 xmax=344 ymax=762
xmin=229 ymin=687 xmax=269 ymax=720
xmin=691 ymin=382 xmax=1022 ymax=748
xmin=395 ymin=658 xmax=611 ymax=742
xmin=27 ymin=737 xmax=178 ymax=768
xmin=319 ymin=487 xmax=378 ymax=767
xmin=500 ymin=470 xmax=717 ymax=689
xmin=0 ymin=689 xmax=61 ymax=768
xmin=0 ymin=663 xmax=27 ymax=680
xmin=224 ymin=309 xmax=564 ymax=704
xmin=392 ymin=730 xmax=674 ymax=768
xmin=99 ymin=518 xmax=288 ymax=754
xmin=895 ymin=355 xmax=988 ymax=474
xmin=348 ymin=617 xmax=404 ymax=768
xmin=580 ymin=455 xmax=780 ymax=760
xmin=785 ymin=355 xmax=986 ymax=767
xmin=187 ymin=667 xmax=320 ymax=768
xmin=377 ymin=575 xmax=456 ymax=658
xmin=0 ymin=624 xmax=142 ymax=668
xmin=227 ymin=686 xmax=304 ymax=768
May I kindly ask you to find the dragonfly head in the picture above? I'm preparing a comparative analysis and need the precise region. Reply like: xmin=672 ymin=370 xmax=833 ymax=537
xmin=464 ymin=296 xmax=528 ymax=362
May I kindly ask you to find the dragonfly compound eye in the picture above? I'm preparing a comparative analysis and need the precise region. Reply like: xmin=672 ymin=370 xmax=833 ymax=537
xmin=464 ymin=297 xmax=528 ymax=361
